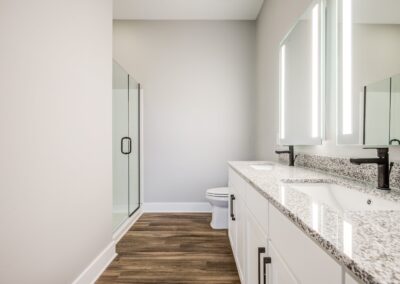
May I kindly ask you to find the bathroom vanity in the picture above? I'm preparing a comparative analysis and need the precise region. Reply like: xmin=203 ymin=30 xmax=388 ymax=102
xmin=228 ymin=161 xmax=400 ymax=284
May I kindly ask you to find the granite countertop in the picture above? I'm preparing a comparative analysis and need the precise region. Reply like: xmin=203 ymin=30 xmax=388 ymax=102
xmin=228 ymin=161 xmax=400 ymax=284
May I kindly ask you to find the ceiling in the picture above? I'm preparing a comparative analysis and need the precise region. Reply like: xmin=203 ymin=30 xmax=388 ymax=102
xmin=113 ymin=0 xmax=265 ymax=20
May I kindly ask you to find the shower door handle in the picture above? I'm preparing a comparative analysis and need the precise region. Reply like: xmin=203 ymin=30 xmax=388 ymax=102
xmin=121 ymin=137 xmax=132 ymax=155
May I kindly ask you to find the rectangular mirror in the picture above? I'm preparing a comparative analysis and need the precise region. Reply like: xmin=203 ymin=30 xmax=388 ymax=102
xmin=336 ymin=0 xmax=400 ymax=145
xmin=279 ymin=0 xmax=325 ymax=145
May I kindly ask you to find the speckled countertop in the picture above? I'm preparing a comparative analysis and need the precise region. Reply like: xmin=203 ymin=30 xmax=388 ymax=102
xmin=229 ymin=161 xmax=400 ymax=284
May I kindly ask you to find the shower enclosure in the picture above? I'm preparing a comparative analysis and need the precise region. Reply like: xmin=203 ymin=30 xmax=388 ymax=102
xmin=112 ymin=60 xmax=141 ymax=231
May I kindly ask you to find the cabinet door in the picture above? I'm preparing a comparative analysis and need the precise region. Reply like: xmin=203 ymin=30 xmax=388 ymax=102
xmin=269 ymin=205 xmax=342 ymax=283
xmin=236 ymin=194 xmax=246 ymax=282
xmin=268 ymin=241 xmax=299 ymax=284
xmin=228 ymin=187 xmax=237 ymax=252
xmin=246 ymin=212 xmax=268 ymax=284
xmin=345 ymin=272 xmax=361 ymax=284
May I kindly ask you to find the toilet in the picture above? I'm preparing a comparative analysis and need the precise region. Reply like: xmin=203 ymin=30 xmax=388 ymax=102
xmin=206 ymin=187 xmax=229 ymax=229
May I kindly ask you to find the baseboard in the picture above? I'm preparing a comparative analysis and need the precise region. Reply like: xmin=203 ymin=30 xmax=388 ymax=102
xmin=113 ymin=208 xmax=143 ymax=242
xmin=72 ymin=241 xmax=116 ymax=284
xmin=73 ymin=209 xmax=143 ymax=284
xmin=143 ymin=202 xmax=212 ymax=212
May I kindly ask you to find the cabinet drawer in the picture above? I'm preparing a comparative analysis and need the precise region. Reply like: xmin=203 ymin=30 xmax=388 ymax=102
xmin=345 ymin=272 xmax=361 ymax=284
xmin=228 ymin=168 xmax=247 ymax=197
xmin=269 ymin=205 xmax=342 ymax=284
xmin=245 ymin=183 xmax=268 ymax=234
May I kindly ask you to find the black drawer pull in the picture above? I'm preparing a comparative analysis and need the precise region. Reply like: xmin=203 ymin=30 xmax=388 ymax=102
xmin=230 ymin=194 xmax=236 ymax=221
xmin=258 ymin=247 xmax=266 ymax=284
xmin=263 ymin=256 xmax=272 ymax=284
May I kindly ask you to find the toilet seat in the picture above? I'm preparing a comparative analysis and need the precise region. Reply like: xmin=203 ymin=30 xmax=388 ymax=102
xmin=206 ymin=187 xmax=229 ymax=198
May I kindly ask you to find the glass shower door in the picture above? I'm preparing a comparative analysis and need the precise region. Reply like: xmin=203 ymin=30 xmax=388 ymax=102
xmin=112 ymin=61 xmax=129 ymax=230
xmin=128 ymin=76 xmax=140 ymax=216
xmin=112 ymin=60 xmax=141 ymax=231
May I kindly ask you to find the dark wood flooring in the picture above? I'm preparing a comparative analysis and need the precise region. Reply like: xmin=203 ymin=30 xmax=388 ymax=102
xmin=96 ymin=213 xmax=240 ymax=284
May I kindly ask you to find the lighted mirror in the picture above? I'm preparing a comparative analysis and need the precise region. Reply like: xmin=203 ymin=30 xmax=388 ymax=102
xmin=279 ymin=0 xmax=325 ymax=145
xmin=337 ymin=0 xmax=400 ymax=145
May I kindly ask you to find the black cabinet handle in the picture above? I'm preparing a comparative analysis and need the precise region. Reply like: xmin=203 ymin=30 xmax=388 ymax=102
xmin=263 ymin=256 xmax=272 ymax=284
xmin=258 ymin=247 xmax=266 ymax=284
xmin=230 ymin=194 xmax=236 ymax=221
xmin=121 ymin=137 xmax=132 ymax=155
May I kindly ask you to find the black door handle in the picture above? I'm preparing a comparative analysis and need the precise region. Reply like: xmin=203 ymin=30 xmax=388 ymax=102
xmin=121 ymin=137 xmax=132 ymax=154
xmin=258 ymin=247 xmax=266 ymax=284
xmin=230 ymin=194 xmax=236 ymax=221
xmin=263 ymin=256 xmax=272 ymax=284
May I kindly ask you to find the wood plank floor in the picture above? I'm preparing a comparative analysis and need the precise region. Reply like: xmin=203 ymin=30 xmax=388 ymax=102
xmin=97 ymin=213 xmax=240 ymax=284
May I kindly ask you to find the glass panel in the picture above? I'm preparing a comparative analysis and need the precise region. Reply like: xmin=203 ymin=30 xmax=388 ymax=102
xmin=112 ymin=61 xmax=129 ymax=230
xmin=390 ymin=74 xmax=400 ymax=145
xmin=128 ymin=75 xmax=140 ymax=215
xmin=364 ymin=78 xmax=391 ymax=145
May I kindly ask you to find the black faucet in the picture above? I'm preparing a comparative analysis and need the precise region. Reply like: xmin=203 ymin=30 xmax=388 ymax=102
xmin=275 ymin=145 xmax=296 ymax=167
xmin=350 ymin=148 xmax=393 ymax=190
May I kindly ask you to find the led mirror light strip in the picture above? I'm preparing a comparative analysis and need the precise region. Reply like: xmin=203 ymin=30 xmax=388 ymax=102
xmin=312 ymin=3 xmax=320 ymax=138
xmin=280 ymin=44 xmax=286 ymax=140
xmin=342 ymin=0 xmax=353 ymax=135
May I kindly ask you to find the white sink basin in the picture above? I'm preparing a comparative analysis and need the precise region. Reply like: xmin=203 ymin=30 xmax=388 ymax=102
xmin=250 ymin=163 xmax=274 ymax=171
xmin=282 ymin=182 xmax=400 ymax=211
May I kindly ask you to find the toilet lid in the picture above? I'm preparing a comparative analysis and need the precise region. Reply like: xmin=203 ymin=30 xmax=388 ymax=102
xmin=206 ymin=187 xmax=229 ymax=197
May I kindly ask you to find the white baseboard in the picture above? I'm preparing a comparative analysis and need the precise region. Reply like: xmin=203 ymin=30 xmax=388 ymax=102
xmin=113 ymin=209 xmax=143 ymax=242
xmin=73 ymin=209 xmax=143 ymax=284
xmin=72 ymin=241 xmax=116 ymax=284
xmin=143 ymin=202 xmax=212 ymax=212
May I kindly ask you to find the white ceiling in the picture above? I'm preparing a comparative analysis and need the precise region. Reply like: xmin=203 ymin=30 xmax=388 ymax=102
xmin=113 ymin=0 xmax=265 ymax=20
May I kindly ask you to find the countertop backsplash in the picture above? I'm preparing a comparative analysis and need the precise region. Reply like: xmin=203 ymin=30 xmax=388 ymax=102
xmin=278 ymin=153 xmax=400 ymax=190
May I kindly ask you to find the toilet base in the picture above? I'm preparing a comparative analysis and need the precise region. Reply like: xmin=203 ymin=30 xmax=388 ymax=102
xmin=210 ymin=206 xmax=228 ymax=229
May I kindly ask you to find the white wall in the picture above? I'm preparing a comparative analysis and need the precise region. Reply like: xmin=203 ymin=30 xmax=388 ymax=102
xmin=113 ymin=21 xmax=256 ymax=203
xmin=256 ymin=0 xmax=400 ymax=160
xmin=0 ymin=0 xmax=113 ymax=283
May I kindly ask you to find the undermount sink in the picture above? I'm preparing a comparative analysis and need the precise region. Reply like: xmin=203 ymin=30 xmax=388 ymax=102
xmin=281 ymin=182 xmax=400 ymax=211
xmin=250 ymin=163 xmax=275 ymax=171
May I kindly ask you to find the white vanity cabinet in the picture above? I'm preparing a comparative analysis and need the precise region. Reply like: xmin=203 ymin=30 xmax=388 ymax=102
xmin=228 ymin=169 xmax=247 ymax=282
xmin=246 ymin=211 xmax=268 ymax=284
xmin=345 ymin=273 xmax=360 ymax=284
xmin=228 ymin=168 xmax=347 ymax=284
xmin=269 ymin=205 xmax=342 ymax=284
xmin=268 ymin=241 xmax=298 ymax=284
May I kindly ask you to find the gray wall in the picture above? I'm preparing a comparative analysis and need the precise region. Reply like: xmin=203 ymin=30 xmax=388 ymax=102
xmin=113 ymin=21 xmax=256 ymax=203
xmin=0 ymin=0 xmax=112 ymax=283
